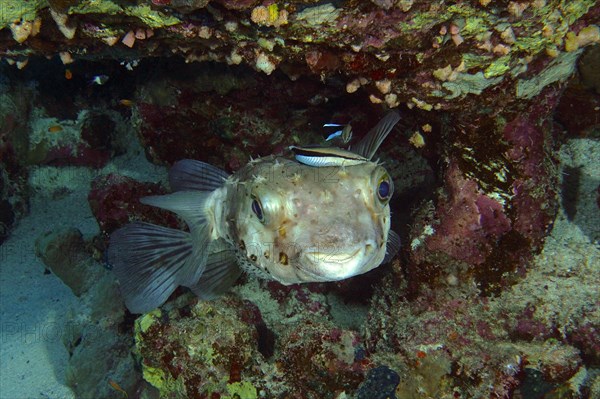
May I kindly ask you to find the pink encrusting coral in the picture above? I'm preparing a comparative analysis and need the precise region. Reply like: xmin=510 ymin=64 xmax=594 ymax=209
xmin=421 ymin=163 xmax=512 ymax=266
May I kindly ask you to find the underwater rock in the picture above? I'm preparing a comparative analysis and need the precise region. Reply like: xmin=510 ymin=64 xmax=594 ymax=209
xmin=579 ymin=44 xmax=600 ymax=93
xmin=64 ymin=318 xmax=140 ymax=399
xmin=134 ymin=65 xmax=343 ymax=169
xmin=366 ymin=283 xmax=518 ymax=398
xmin=214 ymin=0 xmax=258 ymax=11
xmin=1 ymin=0 xmax=597 ymax=116
xmin=34 ymin=227 xmax=103 ymax=296
xmin=355 ymin=365 xmax=400 ymax=399
xmin=25 ymin=110 xmax=116 ymax=169
xmin=407 ymin=87 xmax=560 ymax=295
xmin=274 ymin=319 xmax=366 ymax=397
xmin=80 ymin=111 xmax=116 ymax=153
xmin=60 ymin=259 xmax=143 ymax=398
xmin=166 ymin=0 xmax=210 ymax=13
xmin=0 ymin=80 xmax=31 ymax=243
xmin=555 ymin=84 xmax=600 ymax=138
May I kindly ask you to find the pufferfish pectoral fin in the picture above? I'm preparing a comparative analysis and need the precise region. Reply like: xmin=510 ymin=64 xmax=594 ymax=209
xmin=169 ymin=159 xmax=229 ymax=192
xmin=383 ymin=229 xmax=401 ymax=264
xmin=108 ymin=222 xmax=196 ymax=314
xmin=188 ymin=238 xmax=242 ymax=300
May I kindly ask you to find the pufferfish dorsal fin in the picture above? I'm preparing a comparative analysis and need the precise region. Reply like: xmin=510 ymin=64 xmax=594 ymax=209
xmin=350 ymin=110 xmax=401 ymax=160
xmin=169 ymin=159 xmax=229 ymax=192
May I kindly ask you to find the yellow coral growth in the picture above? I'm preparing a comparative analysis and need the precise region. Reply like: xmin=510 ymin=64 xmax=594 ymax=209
xmin=565 ymin=25 xmax=600 ymax=52
xmin=251 ymin=5 xmax=288 ymax=27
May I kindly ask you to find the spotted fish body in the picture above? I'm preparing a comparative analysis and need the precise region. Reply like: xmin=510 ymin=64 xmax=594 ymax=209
xmin=108 ymin=111 xmax=401 ymax=313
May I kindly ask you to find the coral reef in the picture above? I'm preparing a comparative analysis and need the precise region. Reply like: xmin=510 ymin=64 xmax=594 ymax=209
xmin=1 ymin=0 xmax=598 ymax=113
xmin=408 ymin=86 xmax=561 ymax=295
xmin=133 ymin=282 xmax=373 ymax=398
xmin=1 ymin=1 xmax=598 ymax=398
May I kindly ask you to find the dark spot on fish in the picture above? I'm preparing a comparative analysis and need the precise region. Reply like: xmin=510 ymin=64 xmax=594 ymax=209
xmin=279 ymin=252 xmax=289 ymax=265
xmin=250 ymin=254 xmax=257 ymax=262
xmin=239 ymin=240 xmax=246 ymax=251
xmin=264 ymin=251 xmax=270 ymax=259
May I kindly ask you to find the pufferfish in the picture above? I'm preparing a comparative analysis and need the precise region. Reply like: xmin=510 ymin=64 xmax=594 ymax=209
xmin=108 ymin=111 xmax=401 ymax=313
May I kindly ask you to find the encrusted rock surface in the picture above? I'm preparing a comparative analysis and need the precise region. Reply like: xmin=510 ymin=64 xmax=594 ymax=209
xmin=1 ymin=1 xmax=599 ymax=112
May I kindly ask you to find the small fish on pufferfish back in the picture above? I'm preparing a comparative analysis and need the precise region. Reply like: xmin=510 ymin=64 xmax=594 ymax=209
xmin=108 ymin=111 xmax=402 ymax=313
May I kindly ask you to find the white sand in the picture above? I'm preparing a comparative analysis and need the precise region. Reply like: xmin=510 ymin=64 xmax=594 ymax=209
xmin=0 ymin=191 xmax=85 ymax=399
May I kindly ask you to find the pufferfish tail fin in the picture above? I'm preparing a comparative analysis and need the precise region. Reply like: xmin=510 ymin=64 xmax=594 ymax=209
xmin=109 ymin=160 xmax=231 ymax=313
xmin=109 ymin=222 xmax=196 ymax=314
xmin=110 ymin=190 xmax=218 ymax=315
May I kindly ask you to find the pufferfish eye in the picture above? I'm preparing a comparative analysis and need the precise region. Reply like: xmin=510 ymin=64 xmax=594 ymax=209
xmin=377 ymin=174 xmax=393 ymax=203
xmin=251 ymin=196 xmax=265 ymax=222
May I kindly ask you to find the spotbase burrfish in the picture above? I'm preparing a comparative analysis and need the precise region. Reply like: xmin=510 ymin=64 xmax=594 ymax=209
xmin=108 ymin=111 xmax=401 ymax=313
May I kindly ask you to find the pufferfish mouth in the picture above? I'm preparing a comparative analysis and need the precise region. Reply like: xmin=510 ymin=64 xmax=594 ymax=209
xmin=298 ymin=243 xmax=379 ymax=281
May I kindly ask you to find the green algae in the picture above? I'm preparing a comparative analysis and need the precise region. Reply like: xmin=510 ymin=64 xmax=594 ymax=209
xmin=399 ymin=4 xmax=493 ymax=37
xmin=439 ymin=72 xmax=503 ymax=99
xmin=125 ymin=4 xmax=180 ymax=28
xmin=399 ymin=0 xmax=594 ymax=96
xmin=134 ymin=309 xmax=187 ymax=396
xmin=295 ymin=3 xmax=340 ymax=26
xmin=69 ymin=0 xmax=180 ymax=28
xmin=398 ymin=10 xmax=450 ymax=32
xmin=286 ymin=3 xmax=340 ymax=44
xmin=560 ymin=0 xmax=595 ymax=25
xmin=224 ymin=381 xmax=258 ymax=399
xmin=68 ymin=0 xmax=121 ymax=15
xmin=0 ymin=0 xmax=47 ymax=28
xmin=516 ymin=49 xmax=582 ymax=99
xmin=136 ymin=309 xmax=162 ymax=334
xmin=484 ymin=55 xmax=511 ymax=78
xmin=461 ymin=53 xmax=493 ymax=70
xmin=142 ymin=365 xmax=168 ymax=392
xmin=447 ymin=4 xmax=492 ymax=38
